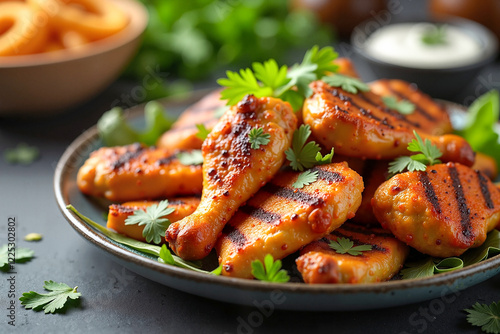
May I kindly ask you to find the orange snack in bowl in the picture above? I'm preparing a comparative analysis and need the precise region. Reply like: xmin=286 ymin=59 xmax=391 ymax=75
xmin=0 ymin=2 xmax=50 ymax=56
xmin=29 ymin=0 xmax=129 ymax=40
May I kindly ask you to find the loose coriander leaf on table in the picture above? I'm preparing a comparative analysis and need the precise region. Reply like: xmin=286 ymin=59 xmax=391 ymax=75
xmin=382 ymin=96 xmax=416 ymax=115
xmin=125 ymin=200 xmax=175 ymax=244
xmin=4 ymin=143 xmax=39 ymax=165
xmin=177 ymin=150 xmax=203 ymax=165
xmin=465 ymin=301 xmax=500 ymax=334
xmin=248 ymin=127 xmax=271 ymax=149
xmin=292 ymin=169 xmax=319 ymax=189
xmin=20 ymin=281 xmax=81 ymax=314
xmin=251 ymin=254 xmax=290 ymax=283
xmin=322 ymin=74 xmax=369 ymax=94
xmin=0 ymin=245 xmax=35 ymax=271
xmin=285 ymin=124 xmax=322 ymax=171
xmin=328 ymin=237 xmax=372 ymax=256
xmin=195 ymin=124 xmax=210 ymax=140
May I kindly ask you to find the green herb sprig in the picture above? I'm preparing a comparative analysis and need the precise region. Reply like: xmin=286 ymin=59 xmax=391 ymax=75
xmin=251 ymin=254 xmax=290 ymax=283
xmin=0 ymin=245 xmax=34 ymax=272
xmin=383 ymin=96 xmax=415 ymax=115
xmin=285 ymin=124 xmax=334 ymax=171
xmin=465 ymin=301 xmax=500 ymax=334
xmin=20 ymin=281 xmax=81 ymax=314
xmin=328 ymin=237 xmax=372 ymax=256
xmin=248 ymin=127 xmax=271 ymax=149
xmin=322 ymin=73 xmax=369 ymax=94
xmin=125 ymin=200 xmax=175 ymax=244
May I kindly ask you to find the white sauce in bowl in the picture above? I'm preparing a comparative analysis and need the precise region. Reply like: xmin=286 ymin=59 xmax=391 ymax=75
xmin=364 ymin=23 xmax=483 ymax=69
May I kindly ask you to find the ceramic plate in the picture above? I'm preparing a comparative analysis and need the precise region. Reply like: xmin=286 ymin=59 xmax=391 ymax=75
xmin=54 ymin=91 xmax=500 ymax=311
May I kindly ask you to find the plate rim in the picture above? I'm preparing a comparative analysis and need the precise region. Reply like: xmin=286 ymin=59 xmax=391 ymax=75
xmin=53 ymin=94 xmax=500 ymax=298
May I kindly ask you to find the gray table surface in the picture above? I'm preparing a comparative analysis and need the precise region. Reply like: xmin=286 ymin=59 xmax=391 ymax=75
xmin=3 ymin=8 xmax=500 ymax=334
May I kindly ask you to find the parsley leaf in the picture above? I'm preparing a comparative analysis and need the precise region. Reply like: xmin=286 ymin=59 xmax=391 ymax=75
xmin=292 ymin=169 xmax=319 ymax=189
xmin=322 ymin=73 xmax=369 ymax=94
xmin=328 ymin=237 xmax=372 ymax=256
xmin=303 ymin=45 xmax=339 ymax=77
xmin=285 ymin=125 xmax=322 ymax=171
xmin=248 ymin=127 xmax=271 ymax=149
xmin=421 ymin=25 xmax=447 ymax=46
xmin=465 ymin=301 xmax=500 ymax=334
xmin=20 ymin=281 xmax=81 ymax=314
xmin=252 ymin=59 xmax=290 ymax=91
xmin=125 ymin=200 xmax=175 ymax=244
xmin=177 ymin=150 xmax=203 ymax=165
xmin=316 ymin=148 xmax=335 ymax=165
xmin=251 ymin=254 xmax=290 ymax=283
xmin=0 ymin=245 xmax=34 ymax=271
xmin=388 ymin=130 xmax=442 ymax=175
xmin=217 ymin=68 xmax=273 ymax=106
xmin=195 ymin=124 xmax=210 ymax=140
xmin=383 ymin=96 xmax=416 ymax=115
xmin=4 ymin=143 xmax=39 ymax=165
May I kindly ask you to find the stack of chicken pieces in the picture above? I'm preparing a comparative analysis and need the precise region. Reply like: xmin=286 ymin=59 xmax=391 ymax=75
xmin=77 ymin=59 xmax=500 ymax=284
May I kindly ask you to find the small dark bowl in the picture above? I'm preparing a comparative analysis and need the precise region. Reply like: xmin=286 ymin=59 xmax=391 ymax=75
xmin=351 ymin=17 xmax=498 ymax=99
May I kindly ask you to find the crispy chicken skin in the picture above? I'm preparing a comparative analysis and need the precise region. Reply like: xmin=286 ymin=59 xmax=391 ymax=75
xmin=77 ymin=143 xmax=202 ymax=201
xmin=296 ymin=223 xmax=409 ymax=284
xmin=166 ymin=95 xmax=297 ymax=260
xmin=372 ymin=163 xmax=500 ymax=257
xmin=107 ymin=197 xmax=200 ymax=242
xmin=303 ymin=80 xmax=474 ymax=165
xmin=216 ymin=162 xmax=363 ymax=279
xmin=156 ymin=89 xmax=225 ymax=151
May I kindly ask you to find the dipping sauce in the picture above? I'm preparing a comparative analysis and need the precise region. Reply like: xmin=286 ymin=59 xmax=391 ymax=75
xmin=364 ymin=23 xmax=483 ymax=69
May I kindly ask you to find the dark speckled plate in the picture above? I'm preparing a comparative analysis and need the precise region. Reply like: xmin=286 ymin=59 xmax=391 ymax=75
xmin=54 ymin=92 xmax=500 ymax=311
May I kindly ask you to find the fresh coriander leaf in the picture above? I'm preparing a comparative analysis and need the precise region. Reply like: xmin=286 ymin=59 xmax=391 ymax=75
xmin=292 ymin=169 xmax=318 ymax=189
xmin=125 ymin=200 xmax=175 ymax=244
xmin=4 ymin=143 xmax=39 ymax=165
xmin=177 ymin=150 xmax=203 ymax=165
xmin=20 ymin=281 xmax=81 ymax=314
xmin=279 ymin=89 xmax=305 ymax=112
xmin=24 ymin=233 xmax=43 ymax=242
xmin=252 ymin=59 xmax=290 ymax=91
xmin=388 ymin=156 xmax=427 ymax=175
xmin=315 ymin=148 xmax=334 ymax=165
xmin=383 ymin=96 xmax=416 ymax=115
xmin=302 ymin=45 xmax=339 ymax=77
xmin=251 ymin=254 xmax=290 ymax=283
xmin=421 ymin=25 xmax=447 ymax=46
xmin=328 ymin=237 xmax=372 ymax=256
xmin=462 ymin=229 xmax=500 ymax=266
xmin=248 ymin=127 xmax=271 ymax=149
xmin=465 ymin=301 xmax=500 ymax=334
xmin=458 ymin=90 xmax=500 ymax=167
xmin=322 ymin=73 xmax=369 ymax=94
xmin=195 ymin=124 xmax=210 ymax=140
xmin=217 ymin=68 xmax=273 ymax=106
xmin=284 ymin=62 xmax=317 ymax=99
xmin=400 ymin=257 xmax=463 ymax=279
xmin=158 ymin=244 xmax=176 ymax=265
xmin=0 ymin=245 xmax=35 ymax=271
xmin=67 ymin=205 xmax=207 ymax=273
xmin=285 ymin=124 xmax=322 ymax=171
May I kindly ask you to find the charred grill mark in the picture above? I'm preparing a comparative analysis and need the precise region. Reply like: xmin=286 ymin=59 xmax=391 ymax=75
xmin=168 ymin=199 xmax=186 ymax=206
xmin=383 ymin=82 xmax=437 ymax=122
xmin=335 ymin=105 xmax=349 ymax=114
xmin=331 ymin=231 xmax=387 ymax=253
xmin=262 ymin=183 xmax=325 ymax=207
xmin=359 ymin=92 xmax=420 ymax=128
xmin=222 ymin=224 xmax=247 ymax=249
xmin=311 ymin=167 xmax=345 ymax=183
xmin=239 ymin=205 xmax=281 ymax=224
xmin=449 ymin=165 xmax=473 ymax=240
xmin=110 ymin=144 xmax=145 ymax=170
xmin=420 ymin=171 xmax=442 ymax=215
xmin=477 ymin=170 xmax=494 ymax=209
xmin=339 ymin=224 xmax=395 ymax=238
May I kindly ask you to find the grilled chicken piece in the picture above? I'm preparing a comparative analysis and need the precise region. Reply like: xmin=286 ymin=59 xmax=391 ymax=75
xmin=166 ymin=95 xmax=297 ymax=260
xmin=77 ymin=143 xmax=202 ymax=201
xmin=157 ymin=89 xmax=225 ymax=151
xmin=216 ymin=163 xmax=363 ymax=279
xmin=107 ymin=197 xmax=200 ymax=242
xmin=303 ymin=80 xmax=474 ymax=165
xmin=472 ymin=152 xmax=498 ymax=180
xmin=334 ymin=57 xmax=360 ymax=78
xmin=372 ymin=163 xmax=500 ymax=257
xmin=296 ymin=223 xmax=409 ymax=284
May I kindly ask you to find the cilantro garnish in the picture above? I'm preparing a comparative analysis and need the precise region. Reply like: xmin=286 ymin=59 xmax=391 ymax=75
xmin=382 ymin=96 xmax=415 ymax=115
xmin=217 ymin=46 xmax=339 ymax=111
xmin=177 ymin=150 xmax=203 ymax=165
xmin=465 ymin=301 xmax=500 ymax=334
xmin=195 ymin=124 xmax=210 ymax=140
xmin=125 ymin=200 xmax=175 ymax=244
xmin=285 ymin=124 xmax=333 ymax=171
xmin=251 ymin=254 xmax=290 ymax=283
xmin=0 ymin=245 xmax=34 ymax=271
xmin=322 ymin=73 xmax=369 ymax=94
xmin=328 ymin=237 xmax=372 ymax=256
xmin=4 ymin=143 xmax=39 ymax=165
xmin=20 ymin=281 xmax=81 ymax=314
xmin=292 ymin=169 xmax=318 ymax=189
xmin=388 ymin=130 xmax=442 ymax=175
xmin=421 ymin=25 xmax=447 ymax=46
xmin=24 ymin=233 xmax=43 ymax=242
xmin=248 ymin=127 xmax=271 ymax=149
